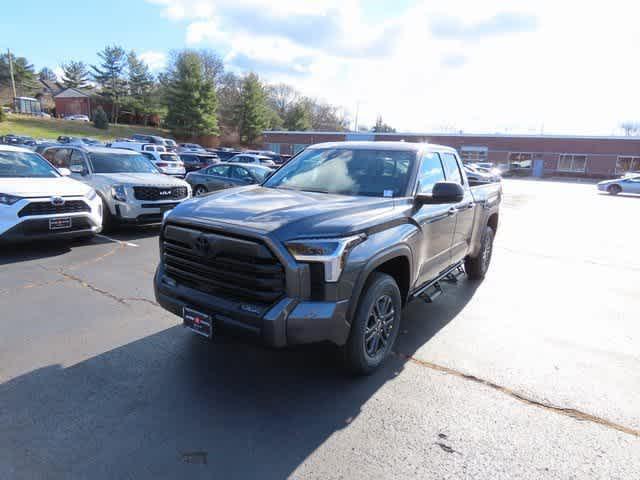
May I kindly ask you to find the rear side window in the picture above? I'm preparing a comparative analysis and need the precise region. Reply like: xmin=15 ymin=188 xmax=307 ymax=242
xmin=46 ymin=148 xmax=71 ymax=168
xmin=441 ymin=152 xmax=463 ymax=185
xmin=207 ymin=165 xmax=229 ymax=176
xmin=231 ymin=166 xmax=252 ymax=180
xmin=70 ymin=150 xmax=87 ymax=170
xmin=418 ymin=152 xmax=446 ymax=193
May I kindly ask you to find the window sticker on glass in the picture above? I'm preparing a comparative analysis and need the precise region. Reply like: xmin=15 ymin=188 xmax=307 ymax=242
xmin=383 ymin=190 xmax=394 ymax=197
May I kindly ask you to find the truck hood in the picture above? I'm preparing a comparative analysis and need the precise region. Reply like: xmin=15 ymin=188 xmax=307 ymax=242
xmin=169 ymin=186 xmax=406 ymax=238
xmin=0 ymin=177 xmax=91 ymax=197
xmin=93 ymin=173 xmax=187 ymax=186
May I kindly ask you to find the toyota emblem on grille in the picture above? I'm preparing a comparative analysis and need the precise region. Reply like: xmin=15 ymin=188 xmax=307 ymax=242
xmin=51 ymin=196 xmax=65 ymax=206
xmin=194 ymin=235 xmax=210 ymax=256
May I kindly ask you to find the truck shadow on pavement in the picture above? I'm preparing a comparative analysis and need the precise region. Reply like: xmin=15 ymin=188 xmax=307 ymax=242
xmin=0 ymin=281 xmax=479 ymax=479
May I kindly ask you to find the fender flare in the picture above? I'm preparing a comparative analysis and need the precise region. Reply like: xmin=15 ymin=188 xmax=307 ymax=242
xmin=346 ymin=244 xmax=414 ymax=325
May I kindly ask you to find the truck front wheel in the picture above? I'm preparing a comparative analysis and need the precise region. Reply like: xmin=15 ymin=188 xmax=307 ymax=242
xmin=465 ymin=225 xmax=495 ymax=280
xmin=343 ymin=272 xmax=402 ymax=375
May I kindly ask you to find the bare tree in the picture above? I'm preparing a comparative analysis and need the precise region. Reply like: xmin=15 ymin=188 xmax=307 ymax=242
xmin=620 ymin=121 xmax=640 ymax=136
xmin=267 ymin=83 xmax=300 ymax=118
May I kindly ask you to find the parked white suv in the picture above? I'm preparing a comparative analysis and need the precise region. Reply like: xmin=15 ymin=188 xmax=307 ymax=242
xmin=110 ymin=141 xmax=186 ymax=177
xmin=41 ymin=146 xmax=191 ymax=231
xmin=0 ymin=145 xmax=102 ymax=242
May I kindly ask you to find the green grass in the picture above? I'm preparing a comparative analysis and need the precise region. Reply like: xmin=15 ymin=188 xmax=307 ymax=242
xmin=0 ymin=115 xmax=171 ymax=141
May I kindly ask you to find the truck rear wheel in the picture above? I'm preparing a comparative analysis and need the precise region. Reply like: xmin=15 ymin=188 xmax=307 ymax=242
xmin=465 ymin=225 xmax=495 ymax=280
xmin=343 ymin=272 xmax=402 ymax=375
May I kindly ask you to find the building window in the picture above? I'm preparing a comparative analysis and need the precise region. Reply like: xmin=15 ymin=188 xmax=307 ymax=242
xmin=460 ymin=146 xmax=488 ymax=163
xmin=558 ymin=154 xmax=587 ymax=173
xmin=616 ymin=156 xmax=640 ymax=174
xmin=267 ymin=143 xmax=280 ymax=154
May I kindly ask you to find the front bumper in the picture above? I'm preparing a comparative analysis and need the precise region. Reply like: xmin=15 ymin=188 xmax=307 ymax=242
xmin=154 ymin=264 xmax=351 ymax=347
xmin=113 ymin=201 xmax=183 ymax=224
xmin=0 ymin=195 xmax=102 ymax=243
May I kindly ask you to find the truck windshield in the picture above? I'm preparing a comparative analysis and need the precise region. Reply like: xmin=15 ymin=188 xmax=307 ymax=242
xmin=89 ymin=152 xmax=159 ymax=174
xmin=263 ymin=148 xmax=415 ymax=197
xmin=0 ymin=151 xmax=60 ymax=178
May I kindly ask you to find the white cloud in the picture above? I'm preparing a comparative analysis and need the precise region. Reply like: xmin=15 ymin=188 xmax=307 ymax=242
xmin=148 ymin=0 xmax=640 ymax=134
xmin=139 ymin=51 xmax=167 ymax=71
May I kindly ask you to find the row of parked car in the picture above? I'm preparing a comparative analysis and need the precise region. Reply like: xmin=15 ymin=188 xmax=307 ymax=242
xmin=0 ymin=130 xmax=296 ymax=243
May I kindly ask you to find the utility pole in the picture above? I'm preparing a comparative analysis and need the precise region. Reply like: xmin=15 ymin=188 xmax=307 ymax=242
xmin=7 ymin=49 xmax=17 ymax=99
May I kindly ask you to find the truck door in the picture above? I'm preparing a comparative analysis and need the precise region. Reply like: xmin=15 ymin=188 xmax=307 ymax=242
xmin=413 ymin=151 xmax=457 ymax=285
xmin=441 ymin=152 xmax=475 ymax=264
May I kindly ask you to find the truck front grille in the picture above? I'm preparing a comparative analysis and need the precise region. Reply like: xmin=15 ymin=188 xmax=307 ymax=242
xmin=133 ymin=186 xmax=188 ymax=201
xmin=18 ymin=200 xmax=90 ymax=218
xmin=162 ymin=224 xmax=285 ymax=304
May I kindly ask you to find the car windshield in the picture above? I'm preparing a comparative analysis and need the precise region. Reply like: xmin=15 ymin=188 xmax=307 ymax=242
xmin=89 ymin=152 xmax=159 ymax=174
xmin=0 ymin=150 xmax=60 ymax=178
xmin=263 ymin=148 xmax=415 ymax=197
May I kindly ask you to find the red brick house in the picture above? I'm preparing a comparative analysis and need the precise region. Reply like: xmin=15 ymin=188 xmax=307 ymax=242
xmin=53 ymin=87 xmax=93 ymax=118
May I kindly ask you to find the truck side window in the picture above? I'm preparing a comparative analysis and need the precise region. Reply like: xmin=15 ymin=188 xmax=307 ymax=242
xmin=418 ymin=152 xmax=446 ymax=193
xmin=441 ymin=152 xmax=463 ymax=185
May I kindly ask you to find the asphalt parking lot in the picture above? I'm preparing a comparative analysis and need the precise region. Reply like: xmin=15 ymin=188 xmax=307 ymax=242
xmin=1 ymin=179 xmax=639 ymax=479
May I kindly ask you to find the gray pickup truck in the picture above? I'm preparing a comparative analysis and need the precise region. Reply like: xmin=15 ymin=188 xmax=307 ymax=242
xmin=154 ymin=141 xmax=502 ymax=374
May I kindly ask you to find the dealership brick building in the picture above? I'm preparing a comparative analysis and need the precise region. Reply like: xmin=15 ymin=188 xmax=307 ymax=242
xmin=262 ymin=131 xmax=640 ymax=178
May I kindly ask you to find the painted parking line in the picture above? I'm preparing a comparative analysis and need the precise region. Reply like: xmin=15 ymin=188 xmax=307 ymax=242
xmin=96 ymin=234 xmax=139 ymax=248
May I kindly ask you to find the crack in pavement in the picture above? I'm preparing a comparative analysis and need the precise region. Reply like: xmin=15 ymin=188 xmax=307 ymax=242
xmin=60 ymin=271 xmax=128 ymax=305
xmin=395 ymin=353 xmax=640 ymax=439
xmin=58 ymin=271 xmax=158 ymax=307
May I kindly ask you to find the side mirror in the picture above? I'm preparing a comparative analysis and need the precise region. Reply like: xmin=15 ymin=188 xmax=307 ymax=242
xmin=69 ymin=164 xmax=86 ymax=175
xmin=58 ymin=167 xmax=71 ymax=176
xmin=415 ymin=181 xmax=464 ymax=205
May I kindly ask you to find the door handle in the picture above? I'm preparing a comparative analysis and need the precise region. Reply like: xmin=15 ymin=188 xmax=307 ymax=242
xmin=448 ymin=207 xmax=458 ymax=215
xmin=465 ymin=203 xmax=475 ymax=209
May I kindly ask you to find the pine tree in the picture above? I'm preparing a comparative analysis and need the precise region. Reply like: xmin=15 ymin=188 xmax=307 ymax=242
xmin=0 ymin=53 xmax=38 ymax=96
xmin=284 ymin=101 xmax=311 ymax=131
xmin=60 ymin=61 xmax=91 ymax=89
xmin=91 ymin=46 xmax=127 ymax=123
xmin=237 ymin=73 xmax=268 ymax=145
xmin=93 ymin=106 xmax=109 ymax=129
xmin=126 ymin=51 xmax=155 ymax=124
xmin=372 ymin=116 xmax=396 ymax=133
xmin=164 ymin=51 xmax=219 ymax=137
xmin=38 ymin=67 xmax=57 ymax=82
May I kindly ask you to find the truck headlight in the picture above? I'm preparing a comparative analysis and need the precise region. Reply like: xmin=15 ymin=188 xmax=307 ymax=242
xmin=0 ymin=193 xmax=22 ymax=205
xmin=286 ymin=234 xmax=365 ymax=282
xmin=111 ymin=185 xmax=127 ymax=202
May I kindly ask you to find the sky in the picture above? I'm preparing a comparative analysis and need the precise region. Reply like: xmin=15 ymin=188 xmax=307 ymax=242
xmin=3 ymin=0 xmax=640 ymax=135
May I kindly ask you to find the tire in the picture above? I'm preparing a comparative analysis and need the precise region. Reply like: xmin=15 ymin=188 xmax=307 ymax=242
xmin=194 ymin=185 xmax=208 ymax=197
xmin=101 ymin=198 xmax=114 ymax=233
xmin=465 ymin=225 xmax=495 ymax=280
xmin=343 ymin=272 xmax=402 ymax=375
xmin=608 ymin=184 xmax=622 ymax=195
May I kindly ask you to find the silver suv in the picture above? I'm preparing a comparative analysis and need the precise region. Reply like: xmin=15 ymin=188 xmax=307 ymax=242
xmin=41 ymin=146 xmax=191 ymax=231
